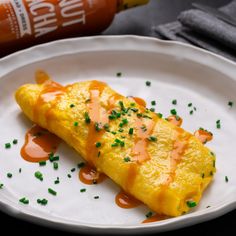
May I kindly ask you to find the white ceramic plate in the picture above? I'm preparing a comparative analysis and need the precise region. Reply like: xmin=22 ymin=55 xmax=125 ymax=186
xmin=0 ymin=36 xmax=236 ymax=234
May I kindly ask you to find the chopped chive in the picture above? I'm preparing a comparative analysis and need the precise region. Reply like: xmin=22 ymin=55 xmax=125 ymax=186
xmin=84 ymin=112 xmax=91 ymax=124
xmin=151 ymin=101 xmax=156 ymax=106
xmin=201 ymin=173 xmax=205 ymax=178
xmin=7 ymin=173 xmax=12 ymax=178
xmin=150 ymin=108 xmax=155 ymax=112
xmin=19 ymin=168 xmax=22 ymax=173
xmin=104 ymin=123 xmax=110 ymax=131
xmin=39 ymin=161 xmax=46 ymax=166
xmin=80 ymin=188 xmax=86 ymax=193
xmin=34 ymin=171 xmax=43 ymax=181
xmin=5 ymin=143 xmax=11 ymax=149
xmin=194 ymin=107 xmax=197 ymax=111
xmin=188 ymin=103 xmax=192 ymax=107
xmin=13 ymin=139 xmax=18 ymax=145
xmin=186 ymin=200 xmax=197 ymax=208
xmin=210 ymin=151 xmax=215 ymax=156
xmin=95 ymin=142 xmax=102 ymax=148
xmin=137 ymin=113 xmax=142 ymax=118
xmin=95 ymin=122 xmax=102 ymax=131
xmin=71 ymin=168 xmax=76 ymax=172
xmin=54 ymin=177 xmax=60 ymax=184
xmin=19 ymin=197 xmax=29 ymax=205
xmin=97 ymin=151 xmax=101 ymax=157
xmin=53 ymin=162 xmax=58 ymax=170
xmin=216 ymin=120 xmax=221 ymax=129
xmin=228 ymin=101 xmax=233 ymax=107
xmin=67 ymin=174 xmax=71 ymax=178
xmin=124 ymin=157 xmax=131 ymax=162
xmin=77 ymin=162 xmax=85 ymax=168
xmin=131 ymin=108 xmax=138 ymax=113
xmin=70 ymin=104 xmax=75 ymax=108
xmin=129 ymin=128 xmax=134 ymax=135
xmin=146 ymin=81 xmax=151 ymax=86
xmin=118 ymin=128 xmax=124 ymax=132
xmin=111 ymin=143 xmax=118 ymax=147
xmin=116 ymin=72 xmax=122 ymax=77
xmin=120 ymin=141 xmax=125 ymax=147
xmin=206 ymin=206 xmax=211 ymax=208
xmin=157 ymin=113 xmax=163 ymax=118
xmin=170 ymin=109 xmax=177 ymax=115
xmin=94 ymin=196 xmax=99 ymax=199
xmin=145 ymin=211 xmax=153 ymax=218
xmin=172 ymin=99 xmax=177 ymax=105
xmin=48 ymin=188 xmax=57 ymax=196
xmin=119 ymin=123 xmax=123 ymax=128
xmin=49 ymin=154 xmax=59 ymax=162
xmin=147 ymin=136 xmax=157 ymax=142
xmin=225 ymin=176 xmax=229 ymax=183
xmin=74 ymin=121 xmax=79 ymax=127
xmin=122 ymin=118 xmax=128 ymax=125
xmin=130 ymin=102 xmax=135 ymax=107
xmin=189 ymin=110 xmax=193 ymax=115
xmin=118 ymin=101 xmax=125 ymax=111
xmin=0 ymin=183 xmax=3 ymax=189
xmin=37 ymin=198 xmax=48 ymax=206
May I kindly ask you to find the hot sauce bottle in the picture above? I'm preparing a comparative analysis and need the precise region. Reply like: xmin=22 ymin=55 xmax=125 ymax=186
xmin=0 ymin=0 xmax=149 ymax=56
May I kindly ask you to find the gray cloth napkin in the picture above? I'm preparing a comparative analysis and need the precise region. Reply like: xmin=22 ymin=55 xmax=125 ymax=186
xmin=153 ymin=0 xmax=236 ymax=61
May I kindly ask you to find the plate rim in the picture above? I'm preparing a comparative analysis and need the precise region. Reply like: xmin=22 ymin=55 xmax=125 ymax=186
xmin=0 ymin=35 xmax=236 ymax=233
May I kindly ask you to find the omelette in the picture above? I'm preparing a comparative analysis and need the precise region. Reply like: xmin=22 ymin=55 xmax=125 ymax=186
xmin=15 ymin=71 xmax=216 ymax=217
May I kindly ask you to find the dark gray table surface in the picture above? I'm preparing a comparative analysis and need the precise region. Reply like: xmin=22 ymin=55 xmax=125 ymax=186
xmin=0 ymin=0 xmax=235 ymax=235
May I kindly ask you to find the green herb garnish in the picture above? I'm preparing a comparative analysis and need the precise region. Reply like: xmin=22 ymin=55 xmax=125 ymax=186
xmin=13 ymin=139 xmax=18 ymax=145
xmin=5 ymin=143 xmax=11 ymax=149
xmin=147 ymin=136 xmax=157 ymax=142
xmin=74 ymin=121 xmax=79 ymax=127
xmin=170 ymin=109 xmax=177 ymax=115
xmin=19 ymin=197 xmax=29 ymax=205
xmin=48 ymin=188 xmax=57 ymax=196
xmin=95 ymin=142 xmax=102 ymax=148
xmin=77 ymin=162 xmax=85 ymax=168
xmin=157 ymin=113 xmax=163 ymax=118
xmin=188 ymin=103 xmax=192 ymax=107
xmin=151 ymin=101 xmax=156 ymax=106
xmin=7 ymin=173 xmax=12 ymax=178
xmin=37 ymin=198 xmax=48 ymax=206
xmin=146 ymin=81 xmax=151 ymax=86
xmin=124 ymin=157 xmax=131 ymax=162
xmin=172 ymin=99 xmax=177 ymax=105
xmin=53 ymin=162 xmax=58 ymax=170
xmin=186 ymin=200 xmax=197 ymax=208
xmin=225 ymin=176 xmax=229 ymax=183
xmin=39 ymin=161 xmax=46 ymax=166
xmin=70 ymin=104 xmax=75 ymax=108
xmin=80 ymin=188 xmax=86 ymax=193
xmin=228 ymin=101 xmax=234 ymax=107
xmin=54 ymin=177 xmax=60 ymax=184
xmin=71 ymin=168 xmax=76 ymax=172
xmin=145 ymin=211 xmax=153 ymax=218
xmin=94 ymin=196 xmax=99 ymax=199
xmin=216 ymin=120 xmax=221 ymax=129
xmin=0 ymin=183 xmax=3 ymax=189
xmin=34 ymin=171 xmax=43 ymax=181
xmin=84 ymin=112 xmax=91 ymax=124
xmin=129 ymin=128 xmax=134 ymax=135
xmin=189 ymin=110 xmax=193 ymax=115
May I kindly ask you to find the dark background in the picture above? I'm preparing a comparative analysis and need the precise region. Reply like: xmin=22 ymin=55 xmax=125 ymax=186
xmin=1 ymin=0 xmax=235 ymax=235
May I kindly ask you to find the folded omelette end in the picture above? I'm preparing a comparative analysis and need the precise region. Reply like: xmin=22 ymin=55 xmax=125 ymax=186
xmin=15 ymin=71 xmax=216 ymax=217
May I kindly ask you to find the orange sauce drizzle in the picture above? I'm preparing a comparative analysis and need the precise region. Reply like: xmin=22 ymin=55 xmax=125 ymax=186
xmin=132 ymin=97 xmax=146 ymax=108
xmin=166 ymin=115 xmax=183 ymax=127
xmin=79 ymin=165 xmax=107 ymax=185
xmin=194 ymin=129 xmax=213 ymax=144
xmin=142 ymin=214 xmax=168 ymax=223
xmin=115 ymin=190 xmax=142 ymax=209
xmin=86 ymin=81 xmax=108 ymax=166
xmin=131 ymin=118 xmax=156 ymax=164
xmin=33 ymin=72 xmax=65 ymax=125
xmin=21 ymin=125 xmax=60 ymax=162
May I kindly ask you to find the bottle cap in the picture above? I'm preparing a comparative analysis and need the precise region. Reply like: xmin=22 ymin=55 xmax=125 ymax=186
xmin=118 ymin=0 xmax=149 ymax=12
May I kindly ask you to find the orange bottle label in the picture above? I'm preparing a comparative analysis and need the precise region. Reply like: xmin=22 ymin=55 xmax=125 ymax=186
xmin=0 ymin=0 xmax=93 ymax=43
